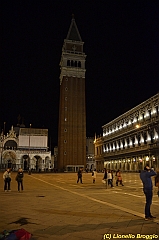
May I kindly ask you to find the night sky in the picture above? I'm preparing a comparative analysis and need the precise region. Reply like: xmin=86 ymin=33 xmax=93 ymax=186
xmin=1 ymin=1 xmax=159 ymax=148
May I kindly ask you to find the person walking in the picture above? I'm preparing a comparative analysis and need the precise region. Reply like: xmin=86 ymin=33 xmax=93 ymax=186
xmin=3 ymin=168 xmax=11 ymax=192
xmin=107 ymin=170 xmax=113 ymax=187
xmin=111 ymin=170 xmax=114 ymax=186
xmin=155 ymin=169 xmax=159 ymax=197
xmin=92 ymin=169 xmax=97 ymax=183
xmin=77 ymin=168 xmax=83 ymax=184
xmin=140 ymin=165 xmax=156 ymax=220
xmin=16 ymin=168 xmax=24 ymax=192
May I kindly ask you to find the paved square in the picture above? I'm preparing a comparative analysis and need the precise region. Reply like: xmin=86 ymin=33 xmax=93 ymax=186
xmin=0 ymin=172 xmax=159 ymax=239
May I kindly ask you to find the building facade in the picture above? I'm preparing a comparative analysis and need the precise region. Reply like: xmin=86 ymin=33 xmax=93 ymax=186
xmin=95 ymin=93 xmax=159 ymax=172
xmin=58 ymin=16 xmax=86 ymax=172
xmin=86 ymin=137 xmax=95 ymax=171
xmin=0 ymin=126 xmax=51 ymax=171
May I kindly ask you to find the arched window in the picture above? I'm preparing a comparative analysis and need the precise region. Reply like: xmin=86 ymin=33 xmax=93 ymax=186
xmin=71 ymin=60 xmax=74 ymax=66
xmin=75 ymin=61 xmax=77 ymax=67
xmin=67 ymin=60 xmax=70 ymax=66
xmin=78 ymin=61 xmax=81 ymax=68
xmin=4 ymin=140 xmax=17 ymax=150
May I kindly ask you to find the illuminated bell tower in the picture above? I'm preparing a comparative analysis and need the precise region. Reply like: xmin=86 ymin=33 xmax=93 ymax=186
xmin=58 ymin=16 xmax=86 ymax=172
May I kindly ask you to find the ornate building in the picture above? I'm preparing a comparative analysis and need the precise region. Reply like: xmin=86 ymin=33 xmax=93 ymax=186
xmin=58 ymin=16 xmax=86 ymax=172
xmin=0 ymin=126 xmax=51 ymax=171
xmin=94 ymin=93 xmax=159 ymax=172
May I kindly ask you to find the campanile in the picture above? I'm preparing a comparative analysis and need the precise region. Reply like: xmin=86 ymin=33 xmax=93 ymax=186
xmin=58 ymin=16 xmax=86 ymax=172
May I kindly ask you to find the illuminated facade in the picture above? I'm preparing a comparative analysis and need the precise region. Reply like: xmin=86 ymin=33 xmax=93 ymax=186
xmin=58 ymin=17 xmax=86 ymax=172
xmin=86 ymin=137 xmax=95 ymax=171
xmin=94 ymin=93 xmax=159 ymax=172
xmin=0 ymin=126 xmax=51 ymax=171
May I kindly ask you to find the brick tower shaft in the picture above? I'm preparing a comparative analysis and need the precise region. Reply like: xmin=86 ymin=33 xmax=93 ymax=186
xmin=58 ymin=17 xmax=86 ymax=172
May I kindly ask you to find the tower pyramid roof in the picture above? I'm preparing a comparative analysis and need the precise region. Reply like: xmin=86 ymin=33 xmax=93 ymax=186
xmin=66 ymin=15 xmax=82 ymax=41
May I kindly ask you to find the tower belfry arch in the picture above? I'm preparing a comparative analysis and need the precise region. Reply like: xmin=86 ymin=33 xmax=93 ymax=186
xmin=58 ymin=16 xmax=86 ymax=172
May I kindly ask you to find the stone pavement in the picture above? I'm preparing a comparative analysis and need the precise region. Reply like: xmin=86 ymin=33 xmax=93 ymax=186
xmin=0 ymin=172 xmax=159 ymax=240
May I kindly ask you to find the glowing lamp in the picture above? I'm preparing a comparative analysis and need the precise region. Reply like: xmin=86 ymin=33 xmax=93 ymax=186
xmin=146 ymin=156 xmax=149 ymax=161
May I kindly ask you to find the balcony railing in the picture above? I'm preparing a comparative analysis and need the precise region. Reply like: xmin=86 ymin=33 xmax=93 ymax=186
xmin=99 ymin=142 xmax=159 ymax=158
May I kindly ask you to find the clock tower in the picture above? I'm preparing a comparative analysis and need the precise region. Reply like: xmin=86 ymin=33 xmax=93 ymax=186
xmin=58 ymin=16 xmax=86 ymax=172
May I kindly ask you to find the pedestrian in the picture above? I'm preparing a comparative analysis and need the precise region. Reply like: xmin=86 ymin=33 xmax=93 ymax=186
xmin=155 ymin=168 xmax=159 ymax=197
xmin=15 ymin=168 xmax=24 ymax=192
xmin=107 ymin=170 xmax=113 ymax=187
xmin=103 ymin=168 xmax=107 ymax=180
xmin=115 ymin=170 xmax=119 ymax=186
xmin=111 ymin=170 xmax=114 ymax=185
xmin=3 ymin=168 xmax=11 ymax=192
xmin=140 ymin=165 xmax=156 ymax=220
xmin=116 ymin=170 xmax=124 ymax=186
xmin=92 ymin=169 xmax=97 ymax=183
xmin=77 ymin=168 xmax=83 ymax=184
xmin=102 ymin=168 xmax=108 ymax=187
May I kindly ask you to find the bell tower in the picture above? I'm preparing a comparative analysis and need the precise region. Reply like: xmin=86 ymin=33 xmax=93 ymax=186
xmin=58 ymin=16 xmax=86 ymax=172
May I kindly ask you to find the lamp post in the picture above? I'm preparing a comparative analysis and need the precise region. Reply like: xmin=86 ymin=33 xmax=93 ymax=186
xmin=0 ymin=133 xmax=3 ymax=169
xmin=28 ymin=124 xmax=32 ymax=175
xmin=1 ymin=122 xmax=6 ymax=169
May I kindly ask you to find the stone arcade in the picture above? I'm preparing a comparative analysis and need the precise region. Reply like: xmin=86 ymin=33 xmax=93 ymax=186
xmin=95 ymin=93 xmax=159 ymax=172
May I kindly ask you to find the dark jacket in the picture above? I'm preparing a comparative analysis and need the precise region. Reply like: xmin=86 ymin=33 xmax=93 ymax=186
xmin=16 ymin=172 xmax=24 ymax=182
xmin=140 ymin=170 xmax=156 ymax=190
xmin=155 ymin=173 xmax=159 ymax=186
xmin=103 ymin=171 xmax=107 ymax=179
xmin=77 ymin=170 xmax=82 ymax=177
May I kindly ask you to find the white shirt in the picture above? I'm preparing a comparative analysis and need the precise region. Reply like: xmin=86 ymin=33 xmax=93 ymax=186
xmin=107 ymin=172 xmax=112 ymax=180
xmin=92 ymin=171 xmax=97 ymax=178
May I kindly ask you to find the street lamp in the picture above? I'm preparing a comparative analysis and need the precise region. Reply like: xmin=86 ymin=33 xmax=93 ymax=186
xmin=28 ymin=124 xmax=32 ymax=174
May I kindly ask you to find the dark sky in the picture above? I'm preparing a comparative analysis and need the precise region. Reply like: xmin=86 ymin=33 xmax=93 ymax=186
xmin=1 ymin=1 xmax=159 ymax=148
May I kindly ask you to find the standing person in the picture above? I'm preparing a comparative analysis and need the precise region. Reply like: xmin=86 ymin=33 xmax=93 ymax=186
xmin=3 ymin=168 xmax=11 ymax=192
xmin=77 ymin=168 xmax=83 ymax=184
xmin=16 ymin=168 xmax=24 ymax=192
xmin=116 ymin=170 xmax=124 ymax=186
xmin=92 ymin=169 xmax=97 ymax=183
xmin=155 ymin=169 xmax=159 ymax=197
xmin=115 ymin=170 xmax=119 ymax=186
xmin=107 ymin=170 xmax=113 ymax=187
xmin=140 ymin=165 xmax=156 ymax=220
xmin=103 ymin=168 xmax=107 ymax=188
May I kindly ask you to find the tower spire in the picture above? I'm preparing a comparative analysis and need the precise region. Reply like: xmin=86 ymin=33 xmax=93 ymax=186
xmin=66 ymin=16 xmax=82 ymax=41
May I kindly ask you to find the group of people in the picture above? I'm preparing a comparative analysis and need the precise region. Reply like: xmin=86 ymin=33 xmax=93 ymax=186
xmin=3 ymin=168 xmax=24 ymax=192
xmin=77 ymin=168 xmax=97 ymax=184
xmin=76 ymin=168 xmax=124 ymax=187
xmin=3 ymin=165 xmax=159 ymax=221
xmin=77 ymin=166 xmax=159 ymax=221
xmin=103 ymin=168 xmax=124 ymax=187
